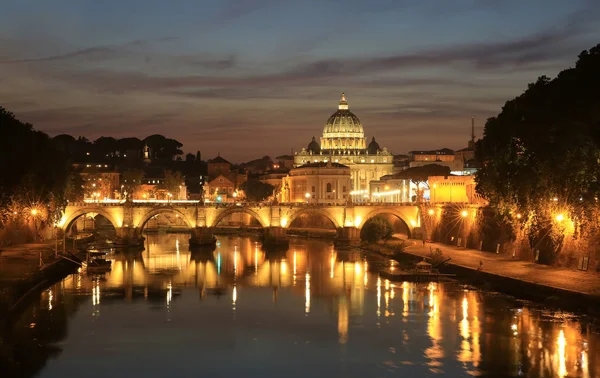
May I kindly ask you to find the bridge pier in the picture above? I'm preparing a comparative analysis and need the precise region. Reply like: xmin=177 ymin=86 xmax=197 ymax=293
xmin=190 ymin=227 xmax=217 ymax=247
xmin=262 ymin=227 xmax=289 ymax=248
xmin=335 ymin=227 xmax=361 ymax=246
xmin=115 ymin=227 xmax=145 ymax=248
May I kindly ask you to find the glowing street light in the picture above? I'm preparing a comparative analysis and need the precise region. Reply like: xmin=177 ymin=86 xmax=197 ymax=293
xmin=461 ymin=210 xmax=468 ymax=218
xmin=30 ymin=208 xmax=38 ymax=216
xmin=516 ymin=213 xmax=522 ymax=219
xmin=428 ymin=209 xmax=435 ymax=216
xmin=555 ymin=214 xmax=564 ymax=222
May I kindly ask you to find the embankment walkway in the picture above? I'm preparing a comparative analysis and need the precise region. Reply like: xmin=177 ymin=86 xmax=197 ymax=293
xmin=0 ymin=241 xmax=57 ymax=283
xmin=400 ymin=240 xmax=600 ymax=299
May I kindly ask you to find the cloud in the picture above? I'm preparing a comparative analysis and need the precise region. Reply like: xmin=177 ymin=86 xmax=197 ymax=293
xmin=0 ymin=46 xmax=115 ymax=64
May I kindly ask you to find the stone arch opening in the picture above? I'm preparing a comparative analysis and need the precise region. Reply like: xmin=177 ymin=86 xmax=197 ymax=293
xmin=64 ymin=209 xmax=118 ymax=234
xmin=212 ymin=208 xmax=266 ymax=228
xmin=286 ymin=209 xmax=340 ymax=229
xmin=137 ymin=207 xmax=193 ymax=232
xmin=360 ymin=212 xmax=411 ymax=239
xmin=287 ymin=210 xmax=338 ymax=231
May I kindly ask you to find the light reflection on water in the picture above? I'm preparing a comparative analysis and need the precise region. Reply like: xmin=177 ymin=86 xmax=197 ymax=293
xmin=16 ymin=234 xmax=600 ymax=378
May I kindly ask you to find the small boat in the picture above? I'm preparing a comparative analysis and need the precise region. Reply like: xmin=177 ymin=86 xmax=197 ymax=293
xmin=379 ymin=259 xmax=456 ymax=282
xmin=86 ymin=250 xmax=112 ymax=273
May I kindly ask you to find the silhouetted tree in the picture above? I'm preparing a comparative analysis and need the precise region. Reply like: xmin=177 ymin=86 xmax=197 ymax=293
xmin=162 ymin=170 xmax=184 ymax=198
xmin=121 ymin=169 xmax=144 ymax=200
xmin=0 ymin=106 xmax=71 ymax=231
xmin=475 ymin=44 xmax=600 ymax=265
xmin=144 ymin=134 xmax=183 ymax=161
xmin=361 ymin=216 xmax=393 ymax=243
xmin=240 ymin=180 xmax=274 ymax=202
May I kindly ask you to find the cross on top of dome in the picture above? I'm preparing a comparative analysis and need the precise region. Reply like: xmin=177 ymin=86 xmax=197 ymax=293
xmin=338 ymin=92 xmax=348 ymax=110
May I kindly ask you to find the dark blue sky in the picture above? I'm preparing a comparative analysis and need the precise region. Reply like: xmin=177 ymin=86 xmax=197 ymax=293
xmin=1 ymin=0 xmax=599 ymax=161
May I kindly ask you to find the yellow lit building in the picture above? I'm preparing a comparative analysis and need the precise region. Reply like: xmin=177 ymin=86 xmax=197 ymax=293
xmin=280 ymin=162 xmax=351 ymax=204
xmin=429 ymin=175 xmax=487 ymax=204
xmin=294 ymin=93 xmax=393 ymax=201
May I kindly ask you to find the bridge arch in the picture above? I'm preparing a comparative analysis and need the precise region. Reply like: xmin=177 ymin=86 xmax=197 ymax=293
xmin=285 ymin=208 xmax=341 ymax=229
xmin=136 ymin=206 xmax=194 ymax=229
xmin=358 ymin=208 xmax=413 ymax=238
xmin=211 ymin=207 xmax=267 ymax=228
xmin=62 ymin=207 xmax=120 ymax=232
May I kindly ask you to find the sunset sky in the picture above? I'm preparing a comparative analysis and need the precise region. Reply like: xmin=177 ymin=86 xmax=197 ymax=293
xmin=1 ymin=0 xmax=599 ymax=162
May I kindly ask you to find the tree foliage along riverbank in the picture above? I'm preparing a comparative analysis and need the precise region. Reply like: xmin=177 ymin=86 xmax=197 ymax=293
xmin=475 ymin=44 xmax=600 ymax=268
xmin=0 ymin=107 xmax=72 ymax=245
xmin=361 ymin=216 xmax=393 ymax=243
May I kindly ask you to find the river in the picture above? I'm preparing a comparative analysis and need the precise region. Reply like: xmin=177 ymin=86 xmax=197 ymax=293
xmin=6 ymin=233 xmax=599 ymax=377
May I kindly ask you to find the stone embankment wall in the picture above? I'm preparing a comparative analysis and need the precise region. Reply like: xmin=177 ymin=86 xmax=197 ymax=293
xmin=423 ymin=204 xmax=599 ymax=272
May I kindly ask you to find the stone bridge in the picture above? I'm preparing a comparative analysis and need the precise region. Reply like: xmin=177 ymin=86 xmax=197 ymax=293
xmin=58 ymin=201 xmax=422 ymax=247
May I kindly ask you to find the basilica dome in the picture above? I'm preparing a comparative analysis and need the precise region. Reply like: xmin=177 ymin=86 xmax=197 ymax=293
xmin=320 ymin=93 xmax=367 ymax=151
xmin=367 ymin=137 xmax=381 ymax=154
xmin=307 ymin=136 xmax=320 ymax=154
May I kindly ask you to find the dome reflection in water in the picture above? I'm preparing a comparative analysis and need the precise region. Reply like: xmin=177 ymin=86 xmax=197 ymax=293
xmin=10 ymin=235 xmax=599 ymax=378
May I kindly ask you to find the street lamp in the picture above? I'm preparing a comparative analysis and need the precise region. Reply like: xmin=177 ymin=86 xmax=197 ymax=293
xmin=305 ymin=192 xmax=310 ymax=203
xmin=31 ymin=208 xmax=38 ymax=242
xmin=555 ymin=214 xmax=564 ymax=222
xmin=428 ymin=209 xmax=435 ymax=216
xmin=461 ymin=210 xmax=468 ymax=218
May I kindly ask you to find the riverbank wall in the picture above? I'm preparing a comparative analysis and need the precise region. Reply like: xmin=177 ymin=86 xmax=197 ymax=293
xmin=0 ymin=248 xmax=82 ymax=321
xmin=358 ymin=241 xmax=600 ymax=316
xmin=424 ymin=204 xmax=599 ymax=272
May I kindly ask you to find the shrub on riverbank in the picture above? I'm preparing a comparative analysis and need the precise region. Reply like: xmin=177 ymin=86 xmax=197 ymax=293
xmin=360 ymin=216 xmax=393 ymax=243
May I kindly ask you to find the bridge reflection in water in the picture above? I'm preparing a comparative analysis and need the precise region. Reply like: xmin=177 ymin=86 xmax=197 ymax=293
xmin=24 ymin=234 xmax=599 ymax=378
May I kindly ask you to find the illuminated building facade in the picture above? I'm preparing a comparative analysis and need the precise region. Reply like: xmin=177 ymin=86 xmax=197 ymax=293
xmin=428 ymin=175 xmax=487 ymax=204
xmin=204 ymin=155 xmax=247 ymax=202
xmin=280 ymin=162 xmax=351 ymax=204
xmin=294 ymin=94 xmax=393 ymax=201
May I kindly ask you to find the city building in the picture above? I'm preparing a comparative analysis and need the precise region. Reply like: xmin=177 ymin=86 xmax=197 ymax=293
xmin=368 ymin=175 xmax=412 ymax=203
xmin=259 ymin=170 xmax=289 ymax=193
xmin=77 ymin=163 xmax=121 ymax=200
xmin=280 ymin=162 xmax=351 ymax=204
xmin=130 ymin=167 xmax=187 ymax=200
xmin=204 ymin=155 xmax=247 ymax=202
xmin=429 ymin=175 xmax=487 ymax=204
xmin=408 ymin=148 xmax=464 ymax=171
xmin=294 ymin=93 xmax=393 ymax=201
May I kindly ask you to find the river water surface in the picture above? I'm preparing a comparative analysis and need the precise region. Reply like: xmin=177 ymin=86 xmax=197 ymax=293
xmin=10 ymin=234 xmax=600 ymax=377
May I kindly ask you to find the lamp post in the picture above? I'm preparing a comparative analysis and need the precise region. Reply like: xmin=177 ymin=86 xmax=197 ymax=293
xmin=460 ymin=210 xmax=468 ymax=247
xmin=31 ymin=208 xmax=38 ymax=242
xmin=305 ymin=192 xmax=311 ymax=204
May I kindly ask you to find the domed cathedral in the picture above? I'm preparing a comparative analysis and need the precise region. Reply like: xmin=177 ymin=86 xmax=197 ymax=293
xmin=294 ymin=93 xmax=394 ymax=201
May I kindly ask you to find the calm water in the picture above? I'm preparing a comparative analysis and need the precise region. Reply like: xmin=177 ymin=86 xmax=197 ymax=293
xmin=9 ymin=234 xmax=600 ymax=378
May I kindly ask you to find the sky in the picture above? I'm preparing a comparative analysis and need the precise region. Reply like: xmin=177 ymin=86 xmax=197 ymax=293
xmin=1 ymin=0 xmax=600 ymax=162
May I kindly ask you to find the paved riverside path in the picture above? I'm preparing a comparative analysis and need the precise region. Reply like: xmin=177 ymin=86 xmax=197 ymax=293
xmin=0 ymin=241 xmax=57 ymax=283
xmin=399 ymin=240 xmax=600 ymax=298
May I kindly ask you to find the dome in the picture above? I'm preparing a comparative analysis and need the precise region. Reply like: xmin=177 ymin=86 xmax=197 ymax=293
xmin=320 ymin=93 xmax=367 ymax=151
xmin=307 ymin=136 xmax=320 ymax=153
xmin=323 ymin=93 xmax=364 ymax=134
xmin=367 ymin=137 xmax=380 ymax=154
